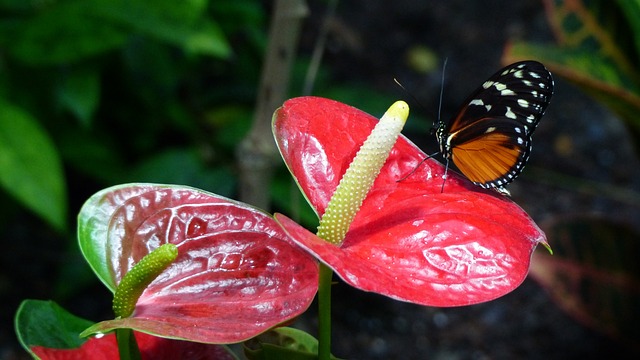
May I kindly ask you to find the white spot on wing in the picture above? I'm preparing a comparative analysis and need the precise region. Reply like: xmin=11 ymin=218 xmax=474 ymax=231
xmin=492 ymin=82 xmax=515 ymax=96
xmin=505 ymin=106 xmax=516 ymax=119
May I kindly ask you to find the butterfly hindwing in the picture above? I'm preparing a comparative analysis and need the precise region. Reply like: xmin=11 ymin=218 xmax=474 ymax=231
xmin=437 ymin=61 xmax=553 ymax=189
xmin=449 ymin=117 xmax=531 ymax=187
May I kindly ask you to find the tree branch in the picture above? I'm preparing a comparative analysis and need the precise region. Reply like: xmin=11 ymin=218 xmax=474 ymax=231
xmin=236 ymin=0 xmax=308 ymax=209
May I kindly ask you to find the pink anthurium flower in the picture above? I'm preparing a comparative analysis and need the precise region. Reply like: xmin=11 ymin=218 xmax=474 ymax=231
xmin=78 ymin=184 xmax=319 ymax=343
xmin=273 ymin=96 xmax=548 ymax=306
xmin=31 ymin=331 xmax=236 ymax=360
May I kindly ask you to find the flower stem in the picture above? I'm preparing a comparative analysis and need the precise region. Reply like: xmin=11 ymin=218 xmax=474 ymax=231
xmin=317 ymin=263 xmax=333 ymax=360
xmin=116 ymin=328 xmax=141 ymax=360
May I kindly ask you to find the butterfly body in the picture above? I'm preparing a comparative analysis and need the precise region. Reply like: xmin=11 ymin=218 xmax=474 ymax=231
xmin=435 ymin=61 xmax=553 ymax=191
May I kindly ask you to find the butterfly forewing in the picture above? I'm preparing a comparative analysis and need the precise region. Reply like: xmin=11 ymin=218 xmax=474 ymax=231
xmin=439 ymin=61 xmax=553 ymax=189
xmin=445 ymin=61 xmax=552 ymax=135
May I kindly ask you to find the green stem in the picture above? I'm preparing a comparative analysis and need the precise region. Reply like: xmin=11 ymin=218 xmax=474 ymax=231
xmin=317 ymin=263 xmax=333 ymax=360
xmin=116 ymin=328 xmax=142 ymax=360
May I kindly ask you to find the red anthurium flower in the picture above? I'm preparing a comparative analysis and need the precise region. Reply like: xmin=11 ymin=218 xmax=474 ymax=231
xmin=273 ymin=96 xmax=548 ymax=306
xmin=78 ymin=184 xmax=318 ymax=343
xmin=31 ymin=331 xmax=235 ymax=360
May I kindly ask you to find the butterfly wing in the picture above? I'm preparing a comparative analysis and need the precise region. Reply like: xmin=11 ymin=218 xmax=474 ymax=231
xmin=439 ymin=61 xmax=553 ymax=188
xmin=449 ymin=117 xmax=532 ymax=187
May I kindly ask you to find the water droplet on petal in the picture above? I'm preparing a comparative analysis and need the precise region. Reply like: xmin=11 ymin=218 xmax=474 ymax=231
xmin=221 ymin=253 xmax=243 ymax=270
xmin=187 ymin=217 xmax=208 ymax=238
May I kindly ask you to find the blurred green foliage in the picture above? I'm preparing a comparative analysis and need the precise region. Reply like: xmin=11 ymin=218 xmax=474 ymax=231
xmin=0 ymin=0 xmax=267 ymax=231
xmin=504 ymin=0 xmax=640 ymax=139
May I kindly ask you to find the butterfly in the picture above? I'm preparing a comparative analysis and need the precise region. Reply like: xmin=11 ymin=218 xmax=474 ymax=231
xmin=412 ymin=60 xmax=554 ymax=194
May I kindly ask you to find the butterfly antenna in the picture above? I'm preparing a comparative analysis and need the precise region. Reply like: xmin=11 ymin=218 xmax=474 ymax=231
xmin=393 ymin=78 xmax=430 ymax=115
xmin=396 ymin=58 xmax=450 ymax=184
xmin=393 ymin=78 xmax=434 ymax=183
xmin=437 ymin=58 xmax=450 ymax=193
xmin=434 ymin=57 xmax=448 ymax=131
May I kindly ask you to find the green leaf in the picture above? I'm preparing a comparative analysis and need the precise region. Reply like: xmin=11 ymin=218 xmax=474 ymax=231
xmin=56 ymin=67 xmax=101 ymax=127
xmin=615 ymin=0 xmax=640 ymax=59
xmin=204 ymin=105 xmax=253 ymax=150
xmin=8 ymin=0 xmax=128 ymax=65
xmin=504 ymin=0 xmax=640 ymax=132
xmin=182 ymin=20 xmax=232 ymax=57
xmin=543 ymin=0 xmax=639 ymax=77
xmin=127 ymin=149 xmax=236 ymax=197
xmin=0 ymin=99 xmax=67 ymax=231
xmin=532 ymin=216 xmax=640 ymax=347
xmin=15 ymin=300 xmax=94 ymax=357
xmin=505 ymin=41 xmax=640 ymax=132
xmin=244 ymin=327 xmax=341 ymax=360
xmin=0 ymin=0 xmax=36 ymax=11
xmin=94 ymin=0 xmax=231 ymax=58
xmin=57 ymin=129 xmax=126 ymax=185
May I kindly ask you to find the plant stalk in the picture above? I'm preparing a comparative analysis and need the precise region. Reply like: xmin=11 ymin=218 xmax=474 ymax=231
xmin=116 ymin=328 xmax=141 ymax=360
xmin=237 ymin=0 xmax=308 ymax=209
xmin=317 ymin=263 xmax=333 ymax=360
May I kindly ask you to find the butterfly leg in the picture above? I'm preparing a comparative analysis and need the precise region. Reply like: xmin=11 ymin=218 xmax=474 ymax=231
xmin=441 ymin=158 xmax=450 ymax=193
xmin=397 ymin=151 xmax=439 ymax=182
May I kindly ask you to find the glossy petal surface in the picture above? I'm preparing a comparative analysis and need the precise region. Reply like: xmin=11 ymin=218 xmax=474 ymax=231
xmin=273 ymin=96 xmax=546 ymax=306
xmin=78 ymin=184 xmax=318 ymax=343
xmin=31 ymin=331 xmax=236 ymax=360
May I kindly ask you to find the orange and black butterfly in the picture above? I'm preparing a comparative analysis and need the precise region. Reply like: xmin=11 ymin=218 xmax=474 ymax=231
xmin=429 ymin=60 xmax=553 ymax=193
